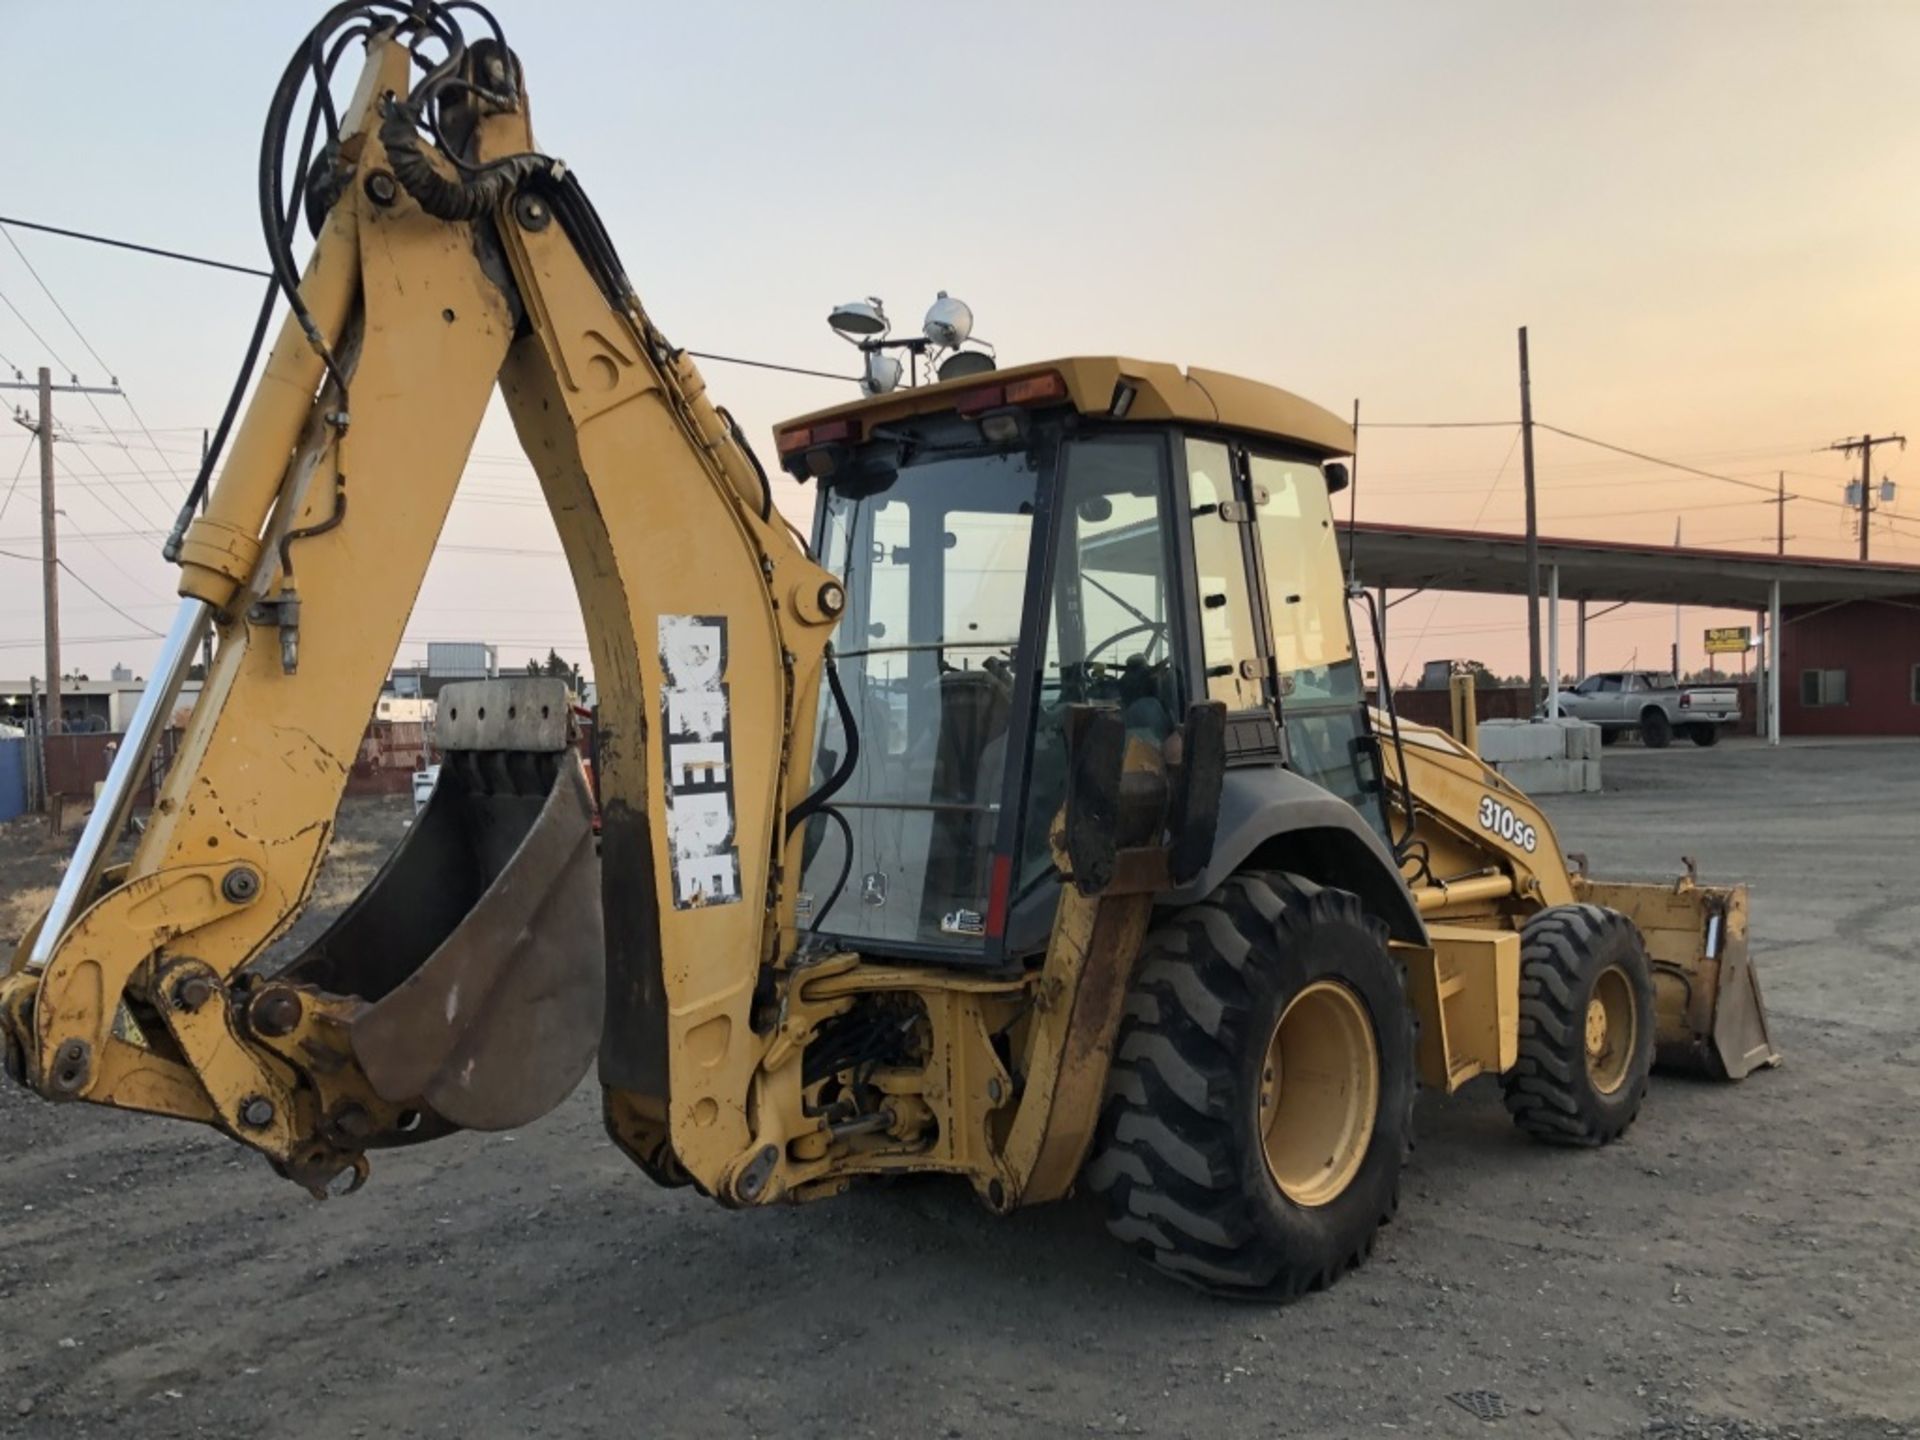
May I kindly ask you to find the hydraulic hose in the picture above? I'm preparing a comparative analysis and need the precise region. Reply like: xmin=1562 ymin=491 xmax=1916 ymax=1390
xmin=378 ymin=97 xmax=553 ymax=221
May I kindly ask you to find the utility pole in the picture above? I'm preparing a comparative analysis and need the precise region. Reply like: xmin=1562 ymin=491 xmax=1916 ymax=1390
xmin=1770 ymin=471 xmax=1791 ymax=556
xmin=1671 ymin=516 xmax=1682 ymax=679
xmin=1827 ymin=432 xmax=1906 ymax=561
xmin=1518 ymin=326 xmax=1541 ymax=718
xmin=1 ymin=367 xmax=124 ymax=740
xmin=37 ymin=368 xmax=59 ymax=736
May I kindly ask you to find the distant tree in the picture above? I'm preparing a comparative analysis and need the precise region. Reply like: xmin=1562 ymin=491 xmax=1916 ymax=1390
xmin=534 ymin=648 xmax=583 ymax=692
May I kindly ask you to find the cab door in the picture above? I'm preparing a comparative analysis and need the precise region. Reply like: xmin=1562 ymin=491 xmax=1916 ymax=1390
xmin=1177 ymin=438 xmax=1381 ymax=828
xmin=1242 ymin=451 xmax=1377 ymax=817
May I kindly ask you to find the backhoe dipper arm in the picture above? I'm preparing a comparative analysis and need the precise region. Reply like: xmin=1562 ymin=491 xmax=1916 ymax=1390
xmin=0 ymin=11 xmax=841 ymax=1196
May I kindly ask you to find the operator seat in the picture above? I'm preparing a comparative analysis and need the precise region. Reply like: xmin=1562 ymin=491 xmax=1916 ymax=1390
xmin=921 ymin=666 xmax=1014 ymax=934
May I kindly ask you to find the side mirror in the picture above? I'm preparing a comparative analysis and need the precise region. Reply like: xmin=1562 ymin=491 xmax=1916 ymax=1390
xmin=1324 ymin=461 xmax=1351 ymax=494
xmin=1348 ymin=732 xmax=1384 ymax=796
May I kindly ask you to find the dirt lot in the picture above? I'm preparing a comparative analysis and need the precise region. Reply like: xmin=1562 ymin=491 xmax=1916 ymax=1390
xmin=2 ymin=745 xmax=1917 ymax=1440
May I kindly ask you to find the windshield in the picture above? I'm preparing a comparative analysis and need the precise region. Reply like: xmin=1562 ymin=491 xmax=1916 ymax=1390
xmin=802 ymin=445 xmax=1039 ymax=950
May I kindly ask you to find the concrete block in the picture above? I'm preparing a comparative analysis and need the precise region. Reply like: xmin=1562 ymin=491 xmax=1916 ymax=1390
xmin=1551 ymin=719 xmax=1601 ymax=761
xmin=1488 ymin=756 xmax=1593 ymax=795
xmin=1476 ymin=720 xmax=1564 ymax=763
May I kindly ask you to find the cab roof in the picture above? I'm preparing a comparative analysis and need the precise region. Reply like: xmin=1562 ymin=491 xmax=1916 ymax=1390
xmin=774 ymin=356 xmax=1355 ymax=459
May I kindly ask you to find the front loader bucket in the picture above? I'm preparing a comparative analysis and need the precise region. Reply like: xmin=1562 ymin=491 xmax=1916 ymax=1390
xmin=1580 ymin=875 xmax=1779 ymax=1080
xmin=278 ymin=680 xmax=604 ymax=1130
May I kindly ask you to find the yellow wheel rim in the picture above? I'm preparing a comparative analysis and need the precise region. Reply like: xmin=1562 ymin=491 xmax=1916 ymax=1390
xmin=1585 ymin=964 xmax=1636 ymax=1095
xmin=1257 ymin=980 xmax=1379 ymax=1208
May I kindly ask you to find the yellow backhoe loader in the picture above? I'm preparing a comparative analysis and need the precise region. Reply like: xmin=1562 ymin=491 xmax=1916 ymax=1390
xmin=0 ymin=3 xmax=1774 ymax=1298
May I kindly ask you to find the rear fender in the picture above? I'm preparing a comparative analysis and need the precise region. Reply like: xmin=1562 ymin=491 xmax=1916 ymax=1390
xmin=1169 ymin=766 xmax=1426 ymax=944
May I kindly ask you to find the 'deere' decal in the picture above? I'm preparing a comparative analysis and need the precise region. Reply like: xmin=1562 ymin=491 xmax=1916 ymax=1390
xmin=658 ymin=614 xmax=741 ymax=908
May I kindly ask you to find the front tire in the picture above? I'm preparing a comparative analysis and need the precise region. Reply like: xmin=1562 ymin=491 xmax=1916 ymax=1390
xmin=1501 ymin=905 xmax=1655 ymax=1146
xmin=1640 ymin=709 xmax=1673 ymax=748
xmin=1084 ymin=873 xmax=1415 ymax=1299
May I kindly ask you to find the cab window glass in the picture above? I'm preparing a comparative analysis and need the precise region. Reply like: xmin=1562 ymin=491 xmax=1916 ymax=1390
xmin=804 ymin=451 xmax=1038 ymax=950
xmin=1248 ymin=454 xmax=1359 ymax=705
xmin=1184 ymin=438 xmax=1262 ymax=709
xmin=943 ymin=512 xmax=1030 ymax=656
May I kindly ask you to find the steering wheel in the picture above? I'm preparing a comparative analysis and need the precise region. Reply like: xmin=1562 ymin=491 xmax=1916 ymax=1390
xmin=1084 ymin=620 xmax=1169 ymax=669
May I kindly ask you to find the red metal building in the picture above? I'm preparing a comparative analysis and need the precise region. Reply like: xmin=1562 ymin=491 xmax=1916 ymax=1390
xmin=1779 ymin=596 xmax=1920 ymax=737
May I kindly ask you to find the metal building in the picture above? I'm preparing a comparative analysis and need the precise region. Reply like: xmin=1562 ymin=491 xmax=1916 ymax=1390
xmin=1780 ymin=598 xmax=1920 ymax=737
xmin=1342 ymin=522 xmax=1920 ymax=740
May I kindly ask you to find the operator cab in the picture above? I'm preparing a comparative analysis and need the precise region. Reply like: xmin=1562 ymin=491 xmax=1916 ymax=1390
xmin=778 ymin=358 xmax=1382 ymax=967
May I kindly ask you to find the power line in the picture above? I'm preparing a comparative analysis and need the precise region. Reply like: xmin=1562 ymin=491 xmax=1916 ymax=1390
xmin=56 ymin=556 xmax=165 ymax=633
xmin=47 ymin=449 xmax=178 ymax=601
xmin=1533 ymin=422 xmax=1850 ymax=512
xmin=682 ymin=350 xmax=852 ymax=383
xmin=0 ymin=223 xmax=184 ymax=515
xmin=50 ymin=423 xmax=176 ymax=531
xmin=40 ymin=416 xmax=175 ymax=549
xmin=56 ymin=556 xmax=164 ymax=635
xmin=0 ymin=226 xmax=116 ymax=380
xmin=0 ymin=632 xmax=153 ymax=653
xmin=1389 ymin=424 xmax=1523 ymax=686
xmin=55 ymin=520 xmax=176 ymax=604
xmin=1361 ymin=437 xmax=1851 ymax=494
xmin=0 ymin=216 xmax=272 ymax=279
xmin=0 ymin=213 xmax=854 ymax=385
xmin=0 ymin=443 xmax=29 ymax=527
xmin=0 ymin=550 xmax=164 ymax=636
xmin=1480 ymin=495 xmax=1767 ymax=523
xmin=1358 ymin=419 xmax=1519 ymax=430
xmin=0 ymin=282 xmax=75 ymax=377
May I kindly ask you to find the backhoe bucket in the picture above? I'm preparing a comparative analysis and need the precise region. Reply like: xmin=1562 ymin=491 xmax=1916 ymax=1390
xmin=278 ymin=680 xmax=604 ymax=1130
xmin=1579 ymin=875 xmax=1778 ymax=1080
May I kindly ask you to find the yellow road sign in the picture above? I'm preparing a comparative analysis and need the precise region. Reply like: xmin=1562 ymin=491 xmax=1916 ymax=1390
xmin=1704 ymin=626 xmax=1752 ymax=654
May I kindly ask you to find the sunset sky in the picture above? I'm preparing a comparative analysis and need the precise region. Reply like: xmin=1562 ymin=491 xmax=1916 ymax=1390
xmin=2 ymin=1 xmax=1915 ymax=687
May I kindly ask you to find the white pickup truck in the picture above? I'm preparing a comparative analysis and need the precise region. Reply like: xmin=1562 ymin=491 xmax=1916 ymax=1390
xmin=1550 ymin=670 xmax=1740 ymax=748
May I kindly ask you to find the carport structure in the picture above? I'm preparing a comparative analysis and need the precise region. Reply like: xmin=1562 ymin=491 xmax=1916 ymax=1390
xmin=1340 ymin=521 xmax=1920 ymax=743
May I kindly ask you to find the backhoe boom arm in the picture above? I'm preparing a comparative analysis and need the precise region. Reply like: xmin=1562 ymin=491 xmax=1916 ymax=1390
xmin=1 ymin=15 xmax=840 ymax=1197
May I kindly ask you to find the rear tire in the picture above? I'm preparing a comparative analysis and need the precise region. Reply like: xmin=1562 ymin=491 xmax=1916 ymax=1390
xmin=1689 ymin=723 xmax=1720 ymax=747
xmin=1639 ymin=709 xmax=1673 ymax=748
xmin=1084 ymin=873 xmax=1416 ymax=1300
xmin=1501 ymin=905 xmax=1654 ymax=1147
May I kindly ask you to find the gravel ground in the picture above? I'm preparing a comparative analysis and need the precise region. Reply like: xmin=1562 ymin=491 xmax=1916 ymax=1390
xmin=2 ymin=744 xmax=1916 ymax=1439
